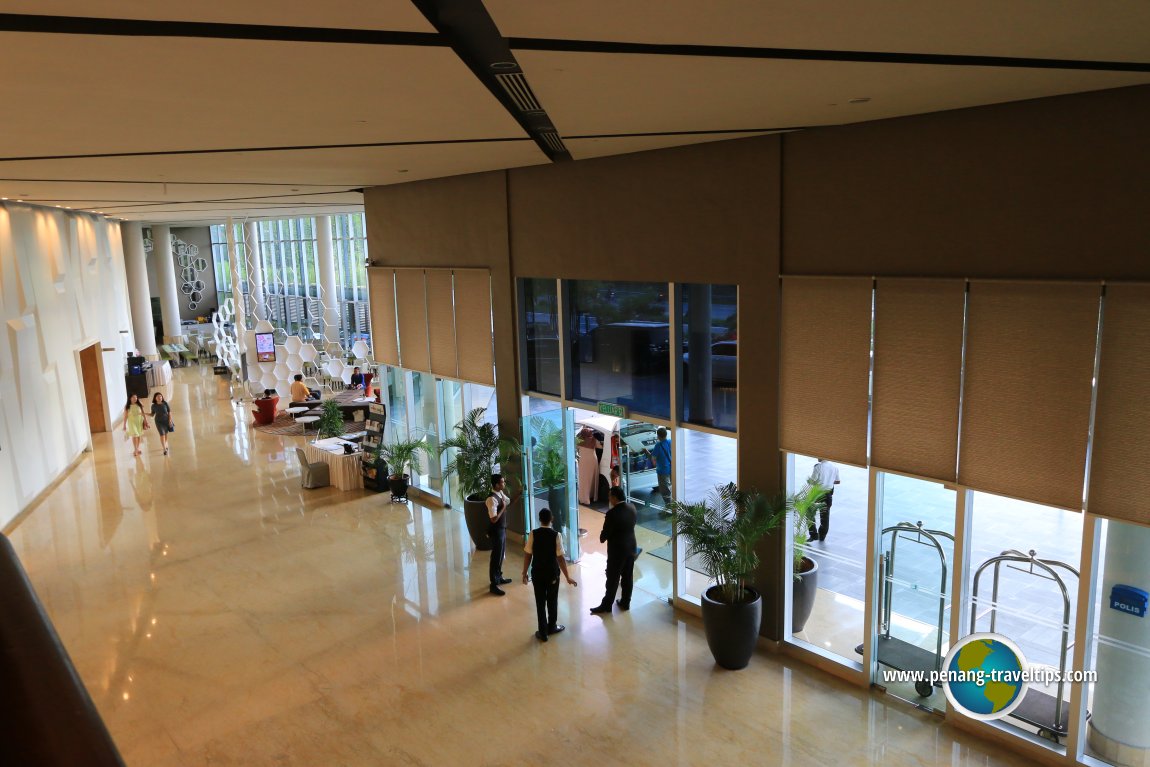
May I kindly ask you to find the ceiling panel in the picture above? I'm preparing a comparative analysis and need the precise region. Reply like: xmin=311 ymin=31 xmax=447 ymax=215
xmin=518 ymin=50 xmax=1150 ymax=139
xmin=0 ymin=1 xmax=435 ymax=31
xmin=0 ymin=140 xmax=547 ymax=221
xmin=565 ymin=132 xmax=789 ymax=161
xmin=0 ymin=33 xmax=524 ymax=157
xmin=489 ymin=1 xmax=1150 ymax=62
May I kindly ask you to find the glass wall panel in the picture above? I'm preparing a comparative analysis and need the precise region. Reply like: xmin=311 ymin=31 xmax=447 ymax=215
xmin=520 ymin=278 xmax=561 ymax=395
xmin=680 ymin=283 xmax=737 ymax=432
xmin=676 ymin=429 xmax=738 ymax=604
xmin=1080 ymin=517 xmax=1150 ymax=766
xmin=409 ymin=371 xmax=442 ymax=497
xmin=440 ymin=379 xmax=465 ymax=508
xmin=786 ymin=453 xmax=868 ymax=668
xmin=383 ymin=366 xmax=408 ymax=445
xmin=569 ymin=280 xmax=670 ymax=419
xmin=871 ymin=472 xmax=956 ymax=712
xmin=522 ymin=409 xmax=580 ymax=561
xmin=960 ymin=492 xmax=1083 ymax=749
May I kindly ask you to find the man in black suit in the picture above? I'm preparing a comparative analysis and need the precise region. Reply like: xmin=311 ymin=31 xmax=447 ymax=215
xmin=591 ymin=487 xmax=638 ymax=614
xmin=521 ymin=508 xmax=578 ymax=641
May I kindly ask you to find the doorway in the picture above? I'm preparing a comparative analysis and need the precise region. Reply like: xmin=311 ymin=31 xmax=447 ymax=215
xmin=78 ymin=343 xmax=107 ymax=433
xmin=569 ymin=407 xmax=674 ymax=604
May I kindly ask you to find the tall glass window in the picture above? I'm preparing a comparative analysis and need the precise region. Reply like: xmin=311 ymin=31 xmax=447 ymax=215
xmin=680 ymin=283 xmax=737 ymax=431
xmin=676 ymin=429 xmax=738 ymax=603
xmin=409 ymin=371 xmax=442 ymax=498
xmin=568 ymin=279 xmax=670 ymax=419
xmin=961 ymin=492 xmax=1083 ymax=749
xmin=209 ymin=215 xmax=370 ymax=350
xmin=520 ymin=278 xmax=561 ymax=396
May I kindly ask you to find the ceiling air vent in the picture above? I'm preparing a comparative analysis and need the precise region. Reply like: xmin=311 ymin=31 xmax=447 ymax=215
xmin=495 ymin=72 xmax=544 ymax=114
xmin=537 ymin=130 xmax=568 ymax=155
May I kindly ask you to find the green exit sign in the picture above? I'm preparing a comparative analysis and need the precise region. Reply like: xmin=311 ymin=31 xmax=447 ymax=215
xmin=597 ymin=401 xmax=627 ymax=418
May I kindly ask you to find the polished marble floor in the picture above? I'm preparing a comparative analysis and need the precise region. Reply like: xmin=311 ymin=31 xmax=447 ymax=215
xmin=7 ymin=366 xmax=1043 ymax=766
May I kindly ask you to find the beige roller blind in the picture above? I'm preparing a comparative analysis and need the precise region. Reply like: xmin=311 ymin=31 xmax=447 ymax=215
xmin=425 ymin=269 xmax=458 ymax=379
xmin=367 ymin=268 xmax=398 ymax=366
xmin=452 ymin=269 xmax=495 ymax=386
xmin=394 ymin=268 xmax=430 ymax=373
xmin=959 ymin=281 xmax=1100 ymax=510
xmin=1089 ymin=283 xmax=1150 ymax=525
xmin=779 ymin=277 xmax=872 ymax=467
xmin=872 ymin=279 xmax=965 ymax=481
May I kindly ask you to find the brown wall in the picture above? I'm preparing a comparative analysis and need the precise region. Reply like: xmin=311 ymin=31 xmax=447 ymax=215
xmin=782 ymin=84 xmax=1150 ymax=279
xmin=363 ymin=83 xmax=1150 ymax=639
xmin=508 ymin=138 xmax=786 ymax=634
xmin=364 ymin=172 xmax=525 ymax=529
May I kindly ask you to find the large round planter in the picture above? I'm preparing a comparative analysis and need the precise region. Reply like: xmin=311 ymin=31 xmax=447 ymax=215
xmin=701 ymin=585 xmax=763 ymax=670
xmin=792 ymin=557 xmax=820 ymax=633
xmin=547 ymin=485 xmax=568 ymax=534
xmin=388 ymin=473 xmax=409 ymax=499
xmin=464 ymin=494 xmax=493 ymax=551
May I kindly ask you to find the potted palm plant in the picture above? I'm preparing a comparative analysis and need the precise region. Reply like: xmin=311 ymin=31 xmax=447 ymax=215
xmin=378 ymin=438 xmax=430 ymax=501
xmin=671 ymin=483 xmax=781 ymax=670
xmin=316 ymin=399 xmax=344 ymax=439
xmin=440 ymin=407 xmax=521 ymax=550
xmin=791 ymin=481 xmax=829 ymax=633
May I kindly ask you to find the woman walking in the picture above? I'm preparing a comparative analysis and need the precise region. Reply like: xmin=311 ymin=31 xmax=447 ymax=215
xmin=123 ymin=393 xmax=150 ymax=457
xmin=150 ymin=392 xmax=174 ymax=456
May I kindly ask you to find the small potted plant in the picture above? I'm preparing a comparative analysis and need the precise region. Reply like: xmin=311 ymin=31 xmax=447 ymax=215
xmin=316 ymin=399 xmax=344 ymax=439
xmin=379 ymin=438 xmax=430 ymax=501
xmin=440 ymin=407 xmax=521 ymax=550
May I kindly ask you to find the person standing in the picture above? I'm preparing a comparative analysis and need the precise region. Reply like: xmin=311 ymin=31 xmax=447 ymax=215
xmin=487 ymin=474 xmax=514 ymax=596
xmin=123 ymin=393 xmax=150 ymax=457
xmin=150 ymin=392 xmax=174 ymax=456
xmin=807 ymin=458 xmax=841 ymax=542
xmin=649 ymin=427 xmax=673 ymax=508
xmin=522 ymin=508 xmax=578 ymax=641
xmin=591 ymin=487 xmax=637 ymax=614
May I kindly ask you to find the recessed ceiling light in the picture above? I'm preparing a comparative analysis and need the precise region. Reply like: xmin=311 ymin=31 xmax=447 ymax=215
xmin=16 ymin=199 xmax=23 ymax=203
xmin=291 ymin=188 xmax=299 ymax=192
xmin=397 ymin=169 xmax=409 ymax=173
xmin=490 ymin=61 xmax=517 ymax=71
xmin=1 ymin=197 xmax=7 ymax=200
xmin=848 ymin=97 xmax=871 ymax=104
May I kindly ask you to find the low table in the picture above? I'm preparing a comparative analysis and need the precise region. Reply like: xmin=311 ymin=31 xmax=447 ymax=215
xmin=296 ymin=415 xmax=319 ymax=433
xmin=285 ymin=406 xmax=309 ymax=419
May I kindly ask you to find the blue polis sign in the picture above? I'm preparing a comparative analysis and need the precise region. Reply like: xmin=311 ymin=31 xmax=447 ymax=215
xmin=1110 ymin=585 xmax=1149 ymax=618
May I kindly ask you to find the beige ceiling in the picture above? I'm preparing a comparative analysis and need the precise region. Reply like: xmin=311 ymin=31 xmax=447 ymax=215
xmin=0 ymin=1 xmax=435 ymax=31
xmin=488 ymin=1 xmax=1150 ymax=62
xmin=0 ymin=3 xmax=1146 ymax=223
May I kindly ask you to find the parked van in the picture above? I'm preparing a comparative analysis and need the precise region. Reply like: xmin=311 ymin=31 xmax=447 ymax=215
xmin=574 ymin=412 xmax=661 ymax=504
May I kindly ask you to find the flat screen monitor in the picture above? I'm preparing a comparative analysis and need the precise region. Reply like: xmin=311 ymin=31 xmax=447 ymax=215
xmin=255 ymin=332 xmax=276 ymax=363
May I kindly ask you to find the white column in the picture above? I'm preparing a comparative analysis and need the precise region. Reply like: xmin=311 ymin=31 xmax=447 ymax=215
xmin=225 ymin=218 xmax=246 ymax=360
xmin=121 ymin=222 xmax=157 ymax=357
xmin=244 ymin=220 xmax=265 ymax=322
xmin=1088 ymin=522 xmax=1150 ymax=759
xmin=151 ymin=224 xmax=183 ymax=341
xmin=315 ymin=215 xmax=340 ymax=345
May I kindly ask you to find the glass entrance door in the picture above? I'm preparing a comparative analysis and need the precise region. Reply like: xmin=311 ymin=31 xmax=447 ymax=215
xmin=522 ymin=409 xmax=580 ymax=561
xmin=870 ymin=471 xmax=957 ymax=712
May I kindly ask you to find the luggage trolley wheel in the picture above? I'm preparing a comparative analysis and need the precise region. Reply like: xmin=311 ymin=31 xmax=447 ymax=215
xmin=915 ymin=680 xmax=934 ymax=698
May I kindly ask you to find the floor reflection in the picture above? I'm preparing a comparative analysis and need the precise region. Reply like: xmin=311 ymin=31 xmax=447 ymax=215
xmin=7 ymin=365 xmax=1041 ymax=767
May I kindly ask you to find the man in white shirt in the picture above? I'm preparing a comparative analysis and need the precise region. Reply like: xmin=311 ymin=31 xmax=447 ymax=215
xmin=807 ymin=458 xmax=841 ymax=542
xmin=487 ymin=474 xmax=514 ymax=595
